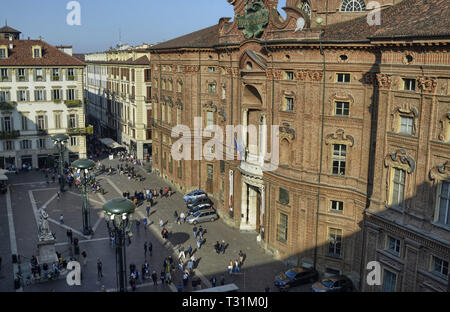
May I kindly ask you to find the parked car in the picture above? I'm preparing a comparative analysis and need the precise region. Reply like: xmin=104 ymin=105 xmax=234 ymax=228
xmin=186 ymin=197 xmax=212 ymax=209
xmin=186 ymin=209 xmax=218 ymax=225
xmin=274 ymin=267 xmax=319 ymax=291
xmin=183 ymin=190 xmax=207 ymax=202
xmin=312 ymin=275 xmax=353 ymax=292
xmin=188 ymin=203 xmax=214 ymax=216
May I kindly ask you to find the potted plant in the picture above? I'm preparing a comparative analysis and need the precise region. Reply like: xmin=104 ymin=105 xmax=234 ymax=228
xmin=52 ymin=76 xmax=59 ymax=81
xmin=36 ymin=75 xmax=43 ymax=81
xmin=68 ymin=75 xmax=75 ymax=80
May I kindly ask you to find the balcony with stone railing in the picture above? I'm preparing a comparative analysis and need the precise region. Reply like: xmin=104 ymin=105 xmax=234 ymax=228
xmin=64 ymin=100 xmax=83 ymax=108
xmin=0 ymin=130 xmax=20 ymax=140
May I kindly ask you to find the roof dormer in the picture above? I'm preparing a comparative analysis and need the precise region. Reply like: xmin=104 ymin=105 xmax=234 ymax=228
xmin=0 ymin=45 xmax=8 ymax=59
xmin=32 ymin=45 xmax=42 ymax=58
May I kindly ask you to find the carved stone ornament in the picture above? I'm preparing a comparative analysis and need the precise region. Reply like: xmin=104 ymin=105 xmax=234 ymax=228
xmin=438 ymin=113 xmax=450 ymax=141
xmin=295 ymin=70 xmax=308 ymax=81
xmin=167 ymin=96 xmax=174 ymax=108
xmin=236 ymin=0 xmax=269 ymax=39
xmin=390 ymin=103 xmax=419 ymax=133
xmin=218 ymin=106 xmax=227 ymax=122
xmin=325 ymin=129 xmax=354 ymax=147
xmin=183 ymin=65 xmax=199 ymax=73
xmin=266 ymin=69 xmax=282 ymax=79
xmin=176 ymin=98 xmax=183 ymax=110
xmin=153 ymin=94 xmax=159 ymax=103
xmin=308 ymin=70 xmax=323 ymax=82
xmin=418 ymin=76 xmax=438 ymax=93
xmin=203 ymin=101 xmax=218 ymax=112
xmin=429 ymin=161 xmax=450 ymax=182
xmin=384 ymin=149 xmax=416 ymax=174
xmin=279 ymin=122 xmax=296 ymax=141
xmin=376 ymin=74 xmax=392 ymax=89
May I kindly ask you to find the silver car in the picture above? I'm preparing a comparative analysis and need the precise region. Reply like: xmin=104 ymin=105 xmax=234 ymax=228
xmin=186 ymin=210 xmax=218 ymax=225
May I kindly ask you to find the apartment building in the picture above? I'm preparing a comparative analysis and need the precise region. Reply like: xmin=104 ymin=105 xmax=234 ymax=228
xmin=149 ymin=0 xmax=450 ymax=291
xmin=0 ymin=26 xmax=86 ymax=170
xmin=84 ymin=47 xmax=152 ymax=159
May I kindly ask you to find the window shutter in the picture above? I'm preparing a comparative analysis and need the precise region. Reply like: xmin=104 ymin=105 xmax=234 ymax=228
xmin=45 ymin=115 xmax=48 ymax=129
xmin=35 ymin=116 xmax=39 ymax=130
xmin=75 ymin=114 xmax=79 ymax=128
xmin=0 ymin=117 xmax=4 ymax=131
xmin=10 ymin=116 xmax=14 ymax=131
xmin=67 ymin=115 xmax=70 ymax=128
xmin=75 ymin=89 xmax=78 ymax=100
xmin=6 ymin=91 xmax=9 ymax=102
xmin=16 ymin=91 xmax=20 ymax=102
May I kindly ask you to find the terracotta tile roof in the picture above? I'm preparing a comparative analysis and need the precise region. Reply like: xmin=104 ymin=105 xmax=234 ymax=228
xmin=0 ymin=25 xmax=21 ymax=34
xmin=151 ymin=24 xmax=220 ymax=50
xmin=322 ymin=0 xmax=450 ymax=41
xmin=0 ymin=39 xmax=85 ymax=66
xmin=133 ymin=55 xmax=150 ymax=65
xmin=73 ymin=53 xmax=85 ymax=62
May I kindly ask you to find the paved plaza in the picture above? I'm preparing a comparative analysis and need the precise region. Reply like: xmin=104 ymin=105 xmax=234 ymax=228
xmin=0 ymin=157 xmax=313 ymax=292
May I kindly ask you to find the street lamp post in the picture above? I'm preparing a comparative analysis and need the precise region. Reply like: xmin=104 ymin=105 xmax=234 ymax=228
xmin=72 ymin=158 xmax=96 ymax=235
xmin=103 ymin=198 xmax=135 ymax=292
xmin=51 ymin=134 xmax=69 ymax=193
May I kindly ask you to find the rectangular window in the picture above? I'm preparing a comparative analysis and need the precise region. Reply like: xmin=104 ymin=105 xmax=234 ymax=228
xmin=335 ymin=101 xmax=349 ymax=116
xmin=437 ymin=181 xmax=450 ymax=226
xmin=279 ymin=188 xmax=289 ymax=205
xmin=1 ymin=68 xmax=8 ymax=79
xmin=0 ymin=48 xmax=6 ymax=59
xmin=332 ymin=144 xmax=346 ymax=175
xmin=431 ymin=256 xmax=449 ymax=278
xmin=35 ymin=89 xmax=44 ymax=101
xmin=330 ymin=200 xmax=344 ymax=212
xmin=37 ymin=115 xmax=45 ymax=130
xmin=208 ymin=84 xmax=216 ymax=93
xmin=21 ymin=115 xmax=28 ymax=130
xmin=33 ymin=48 xmax=40 ymax=58
xmin=277 ymin=213 xmax=288 ymax=243
xmin=206 ymin=111 xmax=214 ymax=127
xmin=21 ymin=140 xmax=32 ymax=150
xmin=70 ymin=137 xmax=77 ymax=146
xmin=35 ymin=68 xmax=44 ymax=81
xmin=144 ymin=69 xmax=152 ymax=82
xmin=0 ymin=90 xmax=9 ymax=102
xmin=54 ymin=114 xmax=61 ymax=129
xmin=208 ymin=67 xmax=216 ymax=73
xmin=52 ymin=89 xmax=61 ymax=100
xmin=67 ymin=89 xmax=75 ymax=100
xmin=285 ymin=97 xmax=294 ymax=111
xmin=3 ymin=116 xmax=11 ymax=132
xmin=403 ymin=79 xmax=416 ymax=91
xmin=285 ymin=71 xmax=294 ymax=80
xmin=390 ymin=168 xmax=406 ymax=207
xmin=17 ymin=90 xmax=27 ymax=102
xmin=400 ymin=116 xmax=414 ymax=135
xmin=4 ymin=140 xmax=13 ymax=151
xmin=17 ymin=68 xmax=26 ymax=80
xmin=67 ymin=68 xmax=75 ymax=80
xmin=38 ymin=138 xmax=46 ymax=149
xmin=69 ymin=114 xmax=77 ymax=128
xmin=337 ymin=73 xmax=350 ymax=83
xmin=52 ymin=68 xmax=60 ymax=80
xmin=387 ymin=236 xmax=401 ymax=255
xmin=328 ymin=228 xmax=343 ymax=257
xmin=382 ymin=269 xmax=397 ymax=292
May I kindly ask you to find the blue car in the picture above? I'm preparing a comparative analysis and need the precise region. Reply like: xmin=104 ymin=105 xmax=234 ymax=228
xmin=183 ymin=190 xmax=207 ymax=202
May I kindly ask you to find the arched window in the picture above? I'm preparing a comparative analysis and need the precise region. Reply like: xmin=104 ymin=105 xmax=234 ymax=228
xmin=341 ymin=0 xmax=366 ymax=12
xmin=298 ymin=0 xmax=311 ymax=17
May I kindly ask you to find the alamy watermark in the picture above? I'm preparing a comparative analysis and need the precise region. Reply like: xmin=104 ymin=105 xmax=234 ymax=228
xmin=66 ymin=261 xmax=81 ymax=286
xmin=367 ymin=1 xmax=382 ymax=26
xmin=66 ymin=1 xmax=81 ymax=26
xmin=170 ymin=118 xmax=280 ymax=172
xmin=366 ymin=261 xmax=382 ymax=286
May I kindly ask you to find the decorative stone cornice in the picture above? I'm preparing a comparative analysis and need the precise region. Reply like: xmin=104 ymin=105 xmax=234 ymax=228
xmin=418 ymin=76 xmax=438 ymax=94
xmin=226 ymin=67 xmax=240 ymax=78
xmin=429 ymin=161 xmax=450 ymax=182
xmin=308 ymin=70 xmax=323 ymax=82
xmin=183 ymin=65 xmax=199 ymax=73
xmin=384 ymin=149 xmax=415 ymax=174
xmin=376 ymin=74 xmax=392 ymax=89
xmin=295 ymin=70 xmax=308 ymax=81
xmin=325 ymin=129 xmax=354 ymax=147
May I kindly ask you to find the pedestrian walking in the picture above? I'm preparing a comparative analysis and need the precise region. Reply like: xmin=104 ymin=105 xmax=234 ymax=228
xmin=183 ymin=272 xmax=189 ymax=287
xmin=57 ymin=191 xmax=61 ymax=200
xmin=66 ymin=229 xmax=73 ymax=244
xmin=81 ymin=250 xmax=87 ymax=266
xmin=136 ymin=219 xmax=140 ymax=231
xmin=234 ymin=259 xmax=240 ymax=273
xmin=214 ymin=241 xmax=220 ymax=254
xmin=148 ymin=241 xmax=153 ymax=257
xmin=193 ymin=226 xmax=198 ymax=239
xmin=220 ymin=240 xmax=226 ymax=254
xmin=239 ymin=250 xmax=245 ymax=266
xmin=165 ymin=271 xmax=172 ymax=285
xmin=196 ymin=236 xmax=202 ymax=249
xmin=97 ymin=258 xmax=103 ymax=280
xmin=146 ymin=204 xmax=150 ymax=217
xmin=228 ymin=260 xmax=233 ymax=275
xmin=174 ymin=210 xmax=178 ymax=223
xmin=187 ymin=245 xmax=193 ymax=258
xmin=160 ymin=270 xmax=165 ymax=284
xmin=151 ymin=271 xmax=158 ymax=286
xmin=210 ymin=276 xmax=217 ymax=287
xmin=143 ymin=218 xmax=148 ymax=231
xmin=159 ymin=219 xmax=164 ymax=228
xmin=59 ymin=214 xmax=64 ymax=224
xmin=180 ymin=212 xmax=186 ymax=224
xmin=144 ymin=241 xmax=148 ymax=258
xmin=110 ymin=231 xmax=115 ymax=247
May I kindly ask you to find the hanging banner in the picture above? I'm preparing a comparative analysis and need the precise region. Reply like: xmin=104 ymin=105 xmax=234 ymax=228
xmin=229 ymin=169 xmax=234 ymax=217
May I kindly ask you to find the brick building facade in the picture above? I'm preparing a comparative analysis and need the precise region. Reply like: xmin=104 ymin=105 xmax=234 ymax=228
xmin=149 ymin=0 xmax=449 ymax=291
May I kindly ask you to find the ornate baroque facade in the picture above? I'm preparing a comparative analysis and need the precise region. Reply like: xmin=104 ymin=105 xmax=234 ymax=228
xmin=149 ymin=0 xmax=450 ymax=291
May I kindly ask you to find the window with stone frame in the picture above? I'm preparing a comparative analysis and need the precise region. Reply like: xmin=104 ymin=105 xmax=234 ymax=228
xmin=386 ymin=235 xmax=401 ymax=256
xmin=399 ymin=115 xmax=414 ymax=135
xmin=330 ymin=200 xmax=344 ymax=212
xmin=431 ymin=255 xmax=449 ymax=278
xmin=278 ymin=187 xmax=289 ymax=205
xmin=436 ymin=181 xmax=450 ymax=226
xmin=327 ymin=227 xmax=343 ymax=257
xmin=285 ymin=71 xmax=294 ymax=80
xmin=284 ymin=97 xmax=294 ymax=112
xmin=389 ymin=168 xmax=406 ymax=208
xmin=21 ymin=115 xmax=28 ymax=130
xmin=382 ymin=269 xmax=397 ymax=292
xmin=403 ymin=78 xmax=416 ymax=91
xmin=0 ymin=90 xmax=10 ymax=102
xmin=277 ymin=213 xmax=288 ymax=243
xmin=335 ymin=101 xmax=349 ymax=116
xmin=336 ymin=73 xmax=351 ymax=83
xmin=206 ymin=111 xmax=214 ymax=127
xmin=208 ymin=83 xmax=216 ymax=94
xmin=0 ymin=48 xmax=6 ymax=59
xmin=332 ymin=144 xmax=346 ymax=175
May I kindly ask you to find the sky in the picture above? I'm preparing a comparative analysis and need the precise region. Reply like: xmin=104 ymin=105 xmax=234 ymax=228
xmin=1 ymin=0 xmax=239 ymax=53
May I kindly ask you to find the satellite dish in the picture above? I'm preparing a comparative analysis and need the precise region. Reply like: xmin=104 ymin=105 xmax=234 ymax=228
xmin=295 ymin=17 xmax=305 ymax=32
